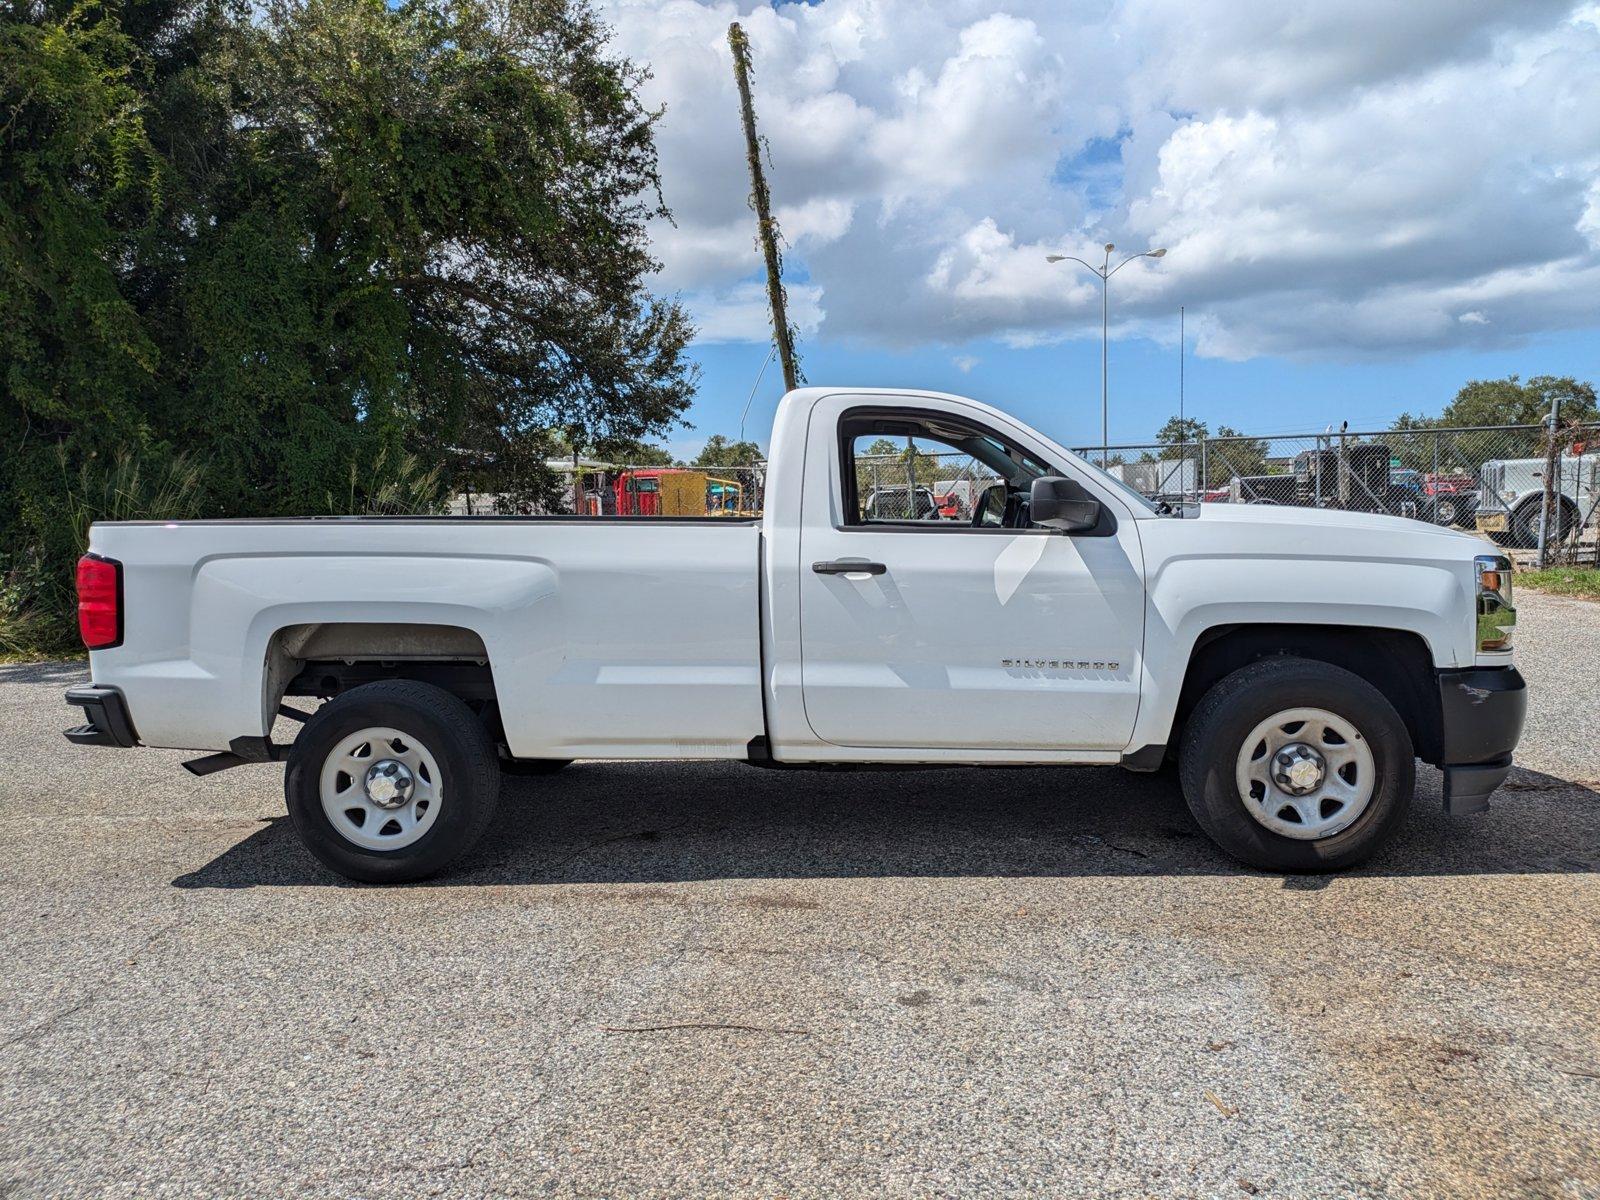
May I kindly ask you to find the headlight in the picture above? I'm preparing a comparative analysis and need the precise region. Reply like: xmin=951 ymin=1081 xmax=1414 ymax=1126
xmin=1475 ymin=554 xmax=1515 ymax=652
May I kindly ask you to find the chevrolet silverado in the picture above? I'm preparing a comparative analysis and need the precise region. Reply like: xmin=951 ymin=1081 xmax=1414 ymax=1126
xmin=64 ymin=387 xmax=1525 ymax=882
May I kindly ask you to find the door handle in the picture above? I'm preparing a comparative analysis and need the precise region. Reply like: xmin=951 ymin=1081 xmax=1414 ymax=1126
xmin=812 ymin=560 xmax=887 ymax=576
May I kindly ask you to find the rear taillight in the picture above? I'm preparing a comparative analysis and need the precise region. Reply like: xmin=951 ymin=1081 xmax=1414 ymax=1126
xmin=76 ymin=554 xmax=122 ymax=650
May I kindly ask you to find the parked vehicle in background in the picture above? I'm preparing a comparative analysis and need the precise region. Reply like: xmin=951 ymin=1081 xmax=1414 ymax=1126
xmin=863 ymin=484 xmax=940 ymax=521
xmin=1391 ymin=469 xmax=1478 ymax=528
xmin=1424 ymin=470 xmax=1477 ymax=498
xmin=1475 ymin=453 xmax=1600 ymax=548
xmin=1214 ymin=449 xmax=1471 ymax=527
xmin=933 ymin=479 xmax=978 ymax=520
xmin=613 ymin=469 xmax=749 ymax=517
xmin=1420 ymin=471 xmax=1479 ymax=528
xmin=65 ymin=387 xmax=1524 ymax=884
xmin=1292 ymin=445 xmax=1399 ymax=514
xmin=1228 ymin=473 xmax=1298 ymax=505
xmin=1107 ymin=458 xmax=1197 ymax=498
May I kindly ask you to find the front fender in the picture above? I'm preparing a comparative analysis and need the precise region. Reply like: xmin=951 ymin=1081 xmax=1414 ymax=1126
xmin=1127 ymin=555 xmax=1470 ymax=753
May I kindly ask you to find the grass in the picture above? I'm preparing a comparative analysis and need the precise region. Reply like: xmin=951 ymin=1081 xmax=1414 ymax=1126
xmin=1516 ymin=566 xmax=1600 ymax=600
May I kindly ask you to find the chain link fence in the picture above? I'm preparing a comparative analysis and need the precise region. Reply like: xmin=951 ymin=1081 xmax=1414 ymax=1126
xmin=1072 ymin=423 xmax=1600 ymax=566
xmin=446 ymin=422 xmax=1600 ymax=568
xmin=851 ymin=452 xmax=1002 ymax=521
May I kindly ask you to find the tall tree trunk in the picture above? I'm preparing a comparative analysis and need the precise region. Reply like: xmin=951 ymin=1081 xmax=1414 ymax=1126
xmin=728 ymin=22 xmax=799 ymax=393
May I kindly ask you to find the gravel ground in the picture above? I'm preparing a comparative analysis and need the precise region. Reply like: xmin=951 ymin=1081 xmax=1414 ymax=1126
xmin=1 ymin=591 xmax=1597 ymax=1199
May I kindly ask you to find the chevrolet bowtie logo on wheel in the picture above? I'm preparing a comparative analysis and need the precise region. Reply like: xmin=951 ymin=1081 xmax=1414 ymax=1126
xmin=1003 ymin=659 xmax=1120 ymax=671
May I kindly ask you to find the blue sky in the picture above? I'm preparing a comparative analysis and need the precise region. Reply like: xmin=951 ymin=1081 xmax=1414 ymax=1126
xmin=682 ymin=327 xmax=1600 ymax=456
xmin=596 ymin=0 xmax=1600 ymax=457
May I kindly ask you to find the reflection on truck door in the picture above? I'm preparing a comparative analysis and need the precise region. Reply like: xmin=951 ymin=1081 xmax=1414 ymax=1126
xmin=797 ymin=399 xmax=1145 ymax=752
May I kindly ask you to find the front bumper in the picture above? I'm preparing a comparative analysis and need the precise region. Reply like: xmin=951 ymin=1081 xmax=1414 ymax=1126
xmin=1475 ymin=509 xmax=1509 ymax=535
xmin=64 ymin=685 xmax=139 ymax=748
xmin=1436 ymin=666 xmax=1526 ymax=815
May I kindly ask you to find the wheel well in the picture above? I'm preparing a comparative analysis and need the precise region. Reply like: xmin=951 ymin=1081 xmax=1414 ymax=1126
xmin=1511 ymin=493 xmax=1579 ymax=518
xmin=1173 ymin=624 xmax=1442 ymax=764
xmin=266 ymin=622 xmax=498 ymax=720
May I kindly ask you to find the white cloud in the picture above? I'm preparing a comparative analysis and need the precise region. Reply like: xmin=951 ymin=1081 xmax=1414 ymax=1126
xmin=869 ymin=15 xmax=1066 ymax=197
xmin=1581 ymin=179 xmax=1600 ymax=249
xmin=681 ymin=280 xmax=825 ymax=343
xmin=953 ymin=354 xmax=980 ymax=373
xmin=598 ymin=0 xmax=1600 ymax=360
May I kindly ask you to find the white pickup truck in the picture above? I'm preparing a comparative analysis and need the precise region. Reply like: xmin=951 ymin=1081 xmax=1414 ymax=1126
xmin=65 ymin=388 xmax=1525 ymax=882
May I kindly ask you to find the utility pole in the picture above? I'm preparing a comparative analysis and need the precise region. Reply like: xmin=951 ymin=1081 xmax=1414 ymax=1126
xmin=728 ymin=22 xmax=799 ymax=393
xmin=1178 ymin=305 xmax=1186 ymax=499
xmin=1045 ymin=244 xmax=1166 ymax=466
xmin=1537 ymin=389 xmax=1562 ymax=569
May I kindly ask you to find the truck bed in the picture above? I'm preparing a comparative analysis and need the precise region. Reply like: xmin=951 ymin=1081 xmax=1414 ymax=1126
xmin=88 ymin=518 xmax=765 ymax=758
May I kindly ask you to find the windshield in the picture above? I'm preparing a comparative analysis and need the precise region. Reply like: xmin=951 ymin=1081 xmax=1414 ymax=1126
xmin=1074 ymin=456 xmax=1162 ymax=514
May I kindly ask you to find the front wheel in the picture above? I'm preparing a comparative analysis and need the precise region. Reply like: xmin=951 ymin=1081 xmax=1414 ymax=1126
xmin=284 ymin=680 xmax=500 ymax=883
xmin=1178 ymin=657 xmax=1414 ymax=872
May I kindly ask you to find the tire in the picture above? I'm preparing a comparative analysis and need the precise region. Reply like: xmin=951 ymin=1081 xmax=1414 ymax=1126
xmin=1510 ymin=497 xmax=1575 ymax=549
xmin=1178 ymin=657 xmax=1414 ymax=872
xmin=284 ymin=680 xmax=500 ymax=883
xmin=1431 ymin=496 xmax=1459 ymax=527
xmin=501 ymin=757 xmax=573 ymax=777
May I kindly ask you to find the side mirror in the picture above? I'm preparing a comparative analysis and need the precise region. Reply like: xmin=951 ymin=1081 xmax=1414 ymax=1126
xmin=1029 ymin=476 xmax=1101 ymax=532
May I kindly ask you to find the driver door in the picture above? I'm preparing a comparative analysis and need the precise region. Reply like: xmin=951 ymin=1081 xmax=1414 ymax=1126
xmin=797 ymin=398 xmax=1146 ymax=753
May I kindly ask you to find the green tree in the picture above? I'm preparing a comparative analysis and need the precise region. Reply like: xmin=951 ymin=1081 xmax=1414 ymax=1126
xmin=692 ymin=435 xmax=762 ymax=467
xmin=610 ymin=440 xmax=677 ymax=467
xmin=1442 ymin=375 xmax=1597 ymax=427
xmin=1 ymin=0 xmax=173 ymax=650
xmin=1155 ymin=416 xmax=1206 ymax=458
xmin=1390 ymin=375 xmax=1598 ymax=471
xmin=1207 ymin=426 xmax=1271 ymax=484
xmin=1 ymin=0 xmax=696 ymax=647
xmin=1152 ymin=416 xmax=1261 ymax=485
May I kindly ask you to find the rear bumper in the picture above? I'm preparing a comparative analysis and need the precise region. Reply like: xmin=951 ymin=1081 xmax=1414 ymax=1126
xmin=1435 ymin=666 xmax=1525 ymax=815
xmin=64 ymin=685 xmax=139 ymax=749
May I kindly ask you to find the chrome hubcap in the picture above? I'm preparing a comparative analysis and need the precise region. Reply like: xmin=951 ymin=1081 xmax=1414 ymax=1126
xmin=1235 ymin=707 xmax=1376 ymax=841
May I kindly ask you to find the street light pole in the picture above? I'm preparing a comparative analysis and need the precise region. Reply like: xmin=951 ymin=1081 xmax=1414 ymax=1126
xmin=1100 ymin=252 xmax=1109 ymax=467
xmin=1047 ymin=243 xmax=1166 ymax=465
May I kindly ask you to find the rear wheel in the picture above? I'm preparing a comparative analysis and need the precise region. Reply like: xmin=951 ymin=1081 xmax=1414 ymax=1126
xmin=1178 ymin=657 xmax=1414 ymax=872
xmin=285 ymin=680 xmax=500 ymax=883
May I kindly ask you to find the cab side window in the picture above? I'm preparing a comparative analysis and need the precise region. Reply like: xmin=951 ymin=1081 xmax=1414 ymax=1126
xmin=848 ymin=432 xmax=985 ymax=524
xmin=839 ymin=411 xmax=1057 ymax=530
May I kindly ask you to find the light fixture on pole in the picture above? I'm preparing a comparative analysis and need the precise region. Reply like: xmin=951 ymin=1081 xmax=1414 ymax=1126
xmin=1046 ymin=243 xmax=1167 ymax=466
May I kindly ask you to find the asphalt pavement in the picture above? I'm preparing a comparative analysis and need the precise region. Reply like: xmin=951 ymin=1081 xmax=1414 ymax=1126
xmin=1 ymin=591 xmax=1597 ymax=1198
